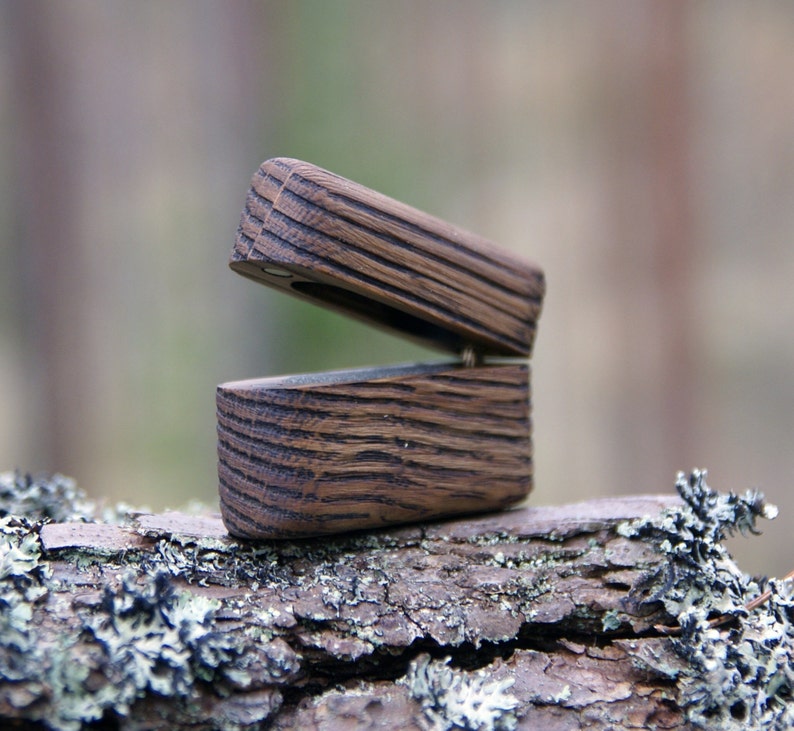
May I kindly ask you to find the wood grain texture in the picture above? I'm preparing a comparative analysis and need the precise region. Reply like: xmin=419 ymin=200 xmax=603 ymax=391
xmin=232 ymin=157 xmax=545 ymax=357
xmin=217 ymin=362 xmax=531 ymax=539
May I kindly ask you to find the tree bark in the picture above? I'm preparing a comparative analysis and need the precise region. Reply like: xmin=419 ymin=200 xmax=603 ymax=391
xmin=0 ymin=479 xmax=787 ymax=730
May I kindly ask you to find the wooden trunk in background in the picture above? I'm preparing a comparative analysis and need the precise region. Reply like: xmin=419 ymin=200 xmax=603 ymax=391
xmin=601 ymin=0 xmax=697 ymax=486
xmin=0 ymin=493 xmax=703 ymax=730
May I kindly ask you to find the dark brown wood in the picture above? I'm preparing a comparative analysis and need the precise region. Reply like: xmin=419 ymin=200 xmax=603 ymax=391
xmin=217 ymin=362 xmax=532 ymax=539
xmin=232 ymin=157 xmax=545 ymax=357
xmin=221 ymin=158 xmax=546 ymax=539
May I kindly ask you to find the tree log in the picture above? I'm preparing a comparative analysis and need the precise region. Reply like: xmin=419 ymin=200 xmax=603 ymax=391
xmin=0 ymin=471 xmax=790 ymax=730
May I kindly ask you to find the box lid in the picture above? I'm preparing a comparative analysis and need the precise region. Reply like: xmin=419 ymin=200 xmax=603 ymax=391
xmin=231 ymin=158 xmax=545 ymax=357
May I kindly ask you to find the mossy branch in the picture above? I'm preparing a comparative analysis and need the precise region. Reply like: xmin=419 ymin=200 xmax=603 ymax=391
xmin=0 ymin=470 xmax=791 ymax=730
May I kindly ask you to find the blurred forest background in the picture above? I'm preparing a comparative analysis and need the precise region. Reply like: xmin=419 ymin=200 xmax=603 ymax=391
xmin=1 ymin=1 xmax=793 ymax=575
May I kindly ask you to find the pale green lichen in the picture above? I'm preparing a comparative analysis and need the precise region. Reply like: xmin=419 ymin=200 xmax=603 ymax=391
xmin=601 ymin=608 xmax=622 ymax=632
xmin=551 ymin=684 xmax=572 ymax=703
xmin=402 ymin=654 xmax=519 ymax=731
xmin=0 ymin=471 xmax=96 ymax=523
xmin=621 ymin=469 xmax=792 ymax=731
xmin=0 ymin=540 xmax=279 ymax=731
xmin=0 ymin=470 xmax=139 ymax=525
xmin=80 ymin=567 xmax=297 ymax=725
xmin=0 ymin=516 xmax=50 ymax=684
xmin=670 ymin=579 xmax=794 ymax=731
xmin=83 ymin=570 xmax=244 ymax=714
xmin=44 ymin=639 xmax=109 ymax=731
xmin=617 ymin=469 xmax=773 ymax=620
xmin=0 ymin=518 xmax=47 ymax=583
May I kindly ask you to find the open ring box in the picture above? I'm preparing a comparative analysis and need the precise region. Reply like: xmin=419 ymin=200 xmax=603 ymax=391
xmin=217 ymin=158 xmax=545 ymax=539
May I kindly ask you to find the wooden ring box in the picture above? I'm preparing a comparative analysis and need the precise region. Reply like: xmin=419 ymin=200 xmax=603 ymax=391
xmin=217 ymin=158 xmax=545 ymax=539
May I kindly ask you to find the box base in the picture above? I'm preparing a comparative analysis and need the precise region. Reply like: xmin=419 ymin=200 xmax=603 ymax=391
xmin=217 ymin=361 xmax=532 ymax=539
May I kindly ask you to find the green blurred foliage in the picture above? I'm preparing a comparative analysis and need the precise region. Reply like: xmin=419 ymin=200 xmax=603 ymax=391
xmin=2 ymin=1 xmax=794 ymax=579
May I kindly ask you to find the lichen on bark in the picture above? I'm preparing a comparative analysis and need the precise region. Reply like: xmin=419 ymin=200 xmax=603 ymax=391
xmin=0 ymin=469 xmax=790 ymax=730
xmin=402 ymin=654 xmax=520 ymax=731
xmin=619 ymin=469 xmax=792 ymax=730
